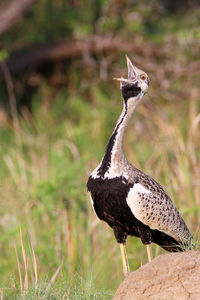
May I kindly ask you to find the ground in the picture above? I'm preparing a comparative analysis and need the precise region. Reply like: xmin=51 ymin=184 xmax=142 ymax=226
xmin=113 ymin=251 xmax=200 ymax=300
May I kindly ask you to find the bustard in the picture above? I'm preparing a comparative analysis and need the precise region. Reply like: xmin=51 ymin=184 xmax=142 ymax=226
xmin=87 ymin=56 xmax=192 ymax=276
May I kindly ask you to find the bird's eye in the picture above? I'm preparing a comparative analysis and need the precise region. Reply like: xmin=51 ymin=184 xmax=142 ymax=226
xmin=140 ymin=74 xmax=146 ymax=80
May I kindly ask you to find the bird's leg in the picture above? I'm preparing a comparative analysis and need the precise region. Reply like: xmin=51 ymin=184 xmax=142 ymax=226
xmin=119 ymin=243 xmax=130 ymax=277
xmin=138 ymin=226 xmax=153 ymax=263
xmin=146 ymin=244 xmax=152 ymax=262
xmin=113 ymin=226 xmax=130 ymax=277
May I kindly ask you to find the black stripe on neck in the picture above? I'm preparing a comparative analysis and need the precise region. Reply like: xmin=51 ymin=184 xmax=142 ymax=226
xmin=121 ymin=83 xmax=141 ymax=102
xmin=97 ymin=103 xmax=128 ymax=177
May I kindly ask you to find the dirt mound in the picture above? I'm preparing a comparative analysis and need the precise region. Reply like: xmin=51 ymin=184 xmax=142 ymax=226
xmin=113 ymin=251 xmax=200 ymax=300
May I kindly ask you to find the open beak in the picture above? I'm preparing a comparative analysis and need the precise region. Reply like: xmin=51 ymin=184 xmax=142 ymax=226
xmin=113 ymin=55 xmax=137 ymax=83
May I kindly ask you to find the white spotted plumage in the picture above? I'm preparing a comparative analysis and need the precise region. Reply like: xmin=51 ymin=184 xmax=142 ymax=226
xmin=126 ymin=183 xmax=190 ymax=242
xmin=126 ymin=183 xmax=151 ymax=226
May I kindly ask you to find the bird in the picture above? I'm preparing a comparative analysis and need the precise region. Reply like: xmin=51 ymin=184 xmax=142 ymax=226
xmin=87 ymin=55 xmax=192 ymax=277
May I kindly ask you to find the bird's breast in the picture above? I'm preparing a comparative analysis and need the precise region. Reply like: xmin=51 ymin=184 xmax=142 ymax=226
xmin=87 ymin=175 xmax=134 ymax=221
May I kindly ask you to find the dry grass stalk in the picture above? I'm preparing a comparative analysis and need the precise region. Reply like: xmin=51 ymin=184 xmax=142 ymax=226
xmin=46 ymin=258 xmax=64 ymax=292
xmin=14 ymin=243 xmax=23 ymax=298
xmin=30 ymin=241 xmax=38 ymax=289
xmin=20 ymin=228 xmax=29 ymax=291
xmin=0 ymin=289 xmax=3 ymax=300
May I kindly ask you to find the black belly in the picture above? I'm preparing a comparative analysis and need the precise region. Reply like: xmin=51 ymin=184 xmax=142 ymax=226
xmin=87 ymin=176 xmax=137 ymax=232
xmin=87 ymin=176 xmax=183 ymax=252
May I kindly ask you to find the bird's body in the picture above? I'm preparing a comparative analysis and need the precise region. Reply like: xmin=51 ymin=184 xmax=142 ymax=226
xmin=87 ymin=56 xmax=192 ymax=274
xmin=87 ymin=164 xmax=191 ymax=252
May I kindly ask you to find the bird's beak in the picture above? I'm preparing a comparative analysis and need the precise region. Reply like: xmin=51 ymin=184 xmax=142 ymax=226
xmin=113 ymin=55 xmax=137 ymax=84
xmin=126 ymin=55 xmax=137 ymax=81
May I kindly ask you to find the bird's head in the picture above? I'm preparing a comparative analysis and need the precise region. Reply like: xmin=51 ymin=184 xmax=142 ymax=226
xmin=114 ymin=55 xmax=149 ymax=103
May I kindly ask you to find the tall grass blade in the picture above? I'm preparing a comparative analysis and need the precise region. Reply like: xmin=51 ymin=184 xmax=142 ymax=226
xmin=20 ymin=228 xmax=28 ymax=291
xmin=14 ymin=243 xmax=23 ymax=297
xmin=31 ymin=241 xmax=38 ymax=289
xmin=46 ymin=258 xmax=64 ymax=292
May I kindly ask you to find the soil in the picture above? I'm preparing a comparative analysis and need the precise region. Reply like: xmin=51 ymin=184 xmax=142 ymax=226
xmin=113 ymin=251 xmax=200 ymax=300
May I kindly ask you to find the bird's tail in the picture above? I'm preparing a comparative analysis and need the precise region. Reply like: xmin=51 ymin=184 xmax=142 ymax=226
xmin=153 ymin=230 xmax=195 ymax=252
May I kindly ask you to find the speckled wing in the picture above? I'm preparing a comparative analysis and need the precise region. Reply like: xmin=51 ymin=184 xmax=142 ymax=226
xmin=126 ymin=182 xmax=191 ymax=243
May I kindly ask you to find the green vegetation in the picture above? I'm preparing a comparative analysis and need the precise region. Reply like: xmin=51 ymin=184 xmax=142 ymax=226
xmin=0 ymin=80 xmax=199 ymax=298
xmin=0 ymin=0 xmax=200 ymax=298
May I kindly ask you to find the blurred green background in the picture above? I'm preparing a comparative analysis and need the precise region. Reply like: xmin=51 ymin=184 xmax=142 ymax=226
xmin=0 ymin=0 xmax=200 ymax=298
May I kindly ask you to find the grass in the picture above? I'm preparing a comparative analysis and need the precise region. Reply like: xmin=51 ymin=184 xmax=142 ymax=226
xmin=0 ymin=80 xmax=199 ymax=298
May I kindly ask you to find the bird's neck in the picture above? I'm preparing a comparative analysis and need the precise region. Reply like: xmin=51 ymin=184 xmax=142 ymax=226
xmin=97 ymin=97 xmax=139 ymax=178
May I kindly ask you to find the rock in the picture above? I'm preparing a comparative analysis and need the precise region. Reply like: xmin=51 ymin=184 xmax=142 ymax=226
xmin=113 ymin=251 xmax=200 ymax=300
